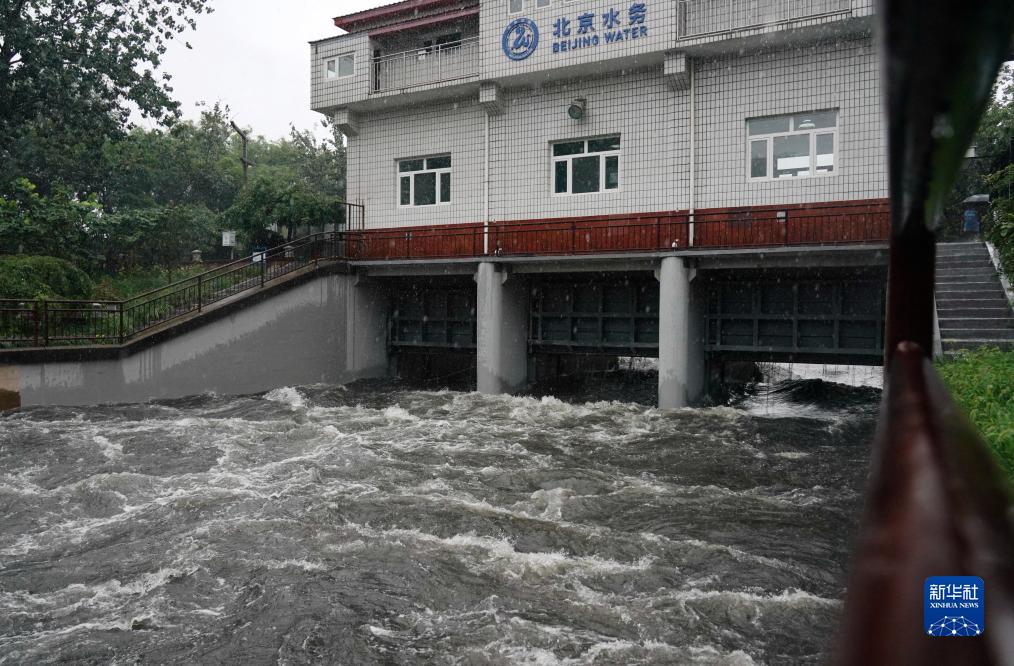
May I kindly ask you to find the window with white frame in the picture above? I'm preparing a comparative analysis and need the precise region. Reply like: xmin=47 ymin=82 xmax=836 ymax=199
xmin=509 ymin=0 xmax=551 ymax=13
xmin=747 ymin=110 xmax=837 ymax=180
xmin=326 ymin=53 xmax=354 ymax=79
xmin=398 ymin=155 xmax=451 ymax=206
xmin=552 ymin=136 xmax=620 ymax=195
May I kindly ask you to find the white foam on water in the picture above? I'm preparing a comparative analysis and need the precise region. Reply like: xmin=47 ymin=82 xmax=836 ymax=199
xmin=0 ymin=566 xmax=197 ymax=616
xmin=661 ymin=587 xmax=840 ymax=608
xmin=346 ymin=525 xmax=654 ymax=579
xmin=381 ymin=405 xmax=418 ymax=422
xmin=263 ymin=386 xmax=306 ymax=408
xmin=91 ymin=435 xmax=122 ymax=459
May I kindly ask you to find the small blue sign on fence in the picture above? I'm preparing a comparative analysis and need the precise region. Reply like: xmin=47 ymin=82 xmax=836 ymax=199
xmin=924 ymin=576 xmax=985 ymax=637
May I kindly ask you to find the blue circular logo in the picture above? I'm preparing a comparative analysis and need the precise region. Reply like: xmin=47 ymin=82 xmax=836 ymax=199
xmin=502 ymin=18 xmax=539 ymax=61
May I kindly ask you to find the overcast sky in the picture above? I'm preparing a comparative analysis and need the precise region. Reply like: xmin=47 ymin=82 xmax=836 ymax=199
xmin=154 ymin=0 xmax=378 ymax=140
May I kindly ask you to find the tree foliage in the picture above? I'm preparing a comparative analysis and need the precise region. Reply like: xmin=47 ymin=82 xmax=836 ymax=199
xmin=0 ymin=1 xmax=348 ymax=292
xmin=0 ymin=0 xmax=212 ymax=189
xmin=0 ymin=178 xmax=101 ymax=267
xmin=955 ymin=65 xmax=1014 ymax=272
xmin=0 ymin=255 xmax=93 ymax=299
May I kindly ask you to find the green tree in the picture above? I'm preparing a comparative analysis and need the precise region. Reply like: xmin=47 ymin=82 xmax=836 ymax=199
xmin=224 ymin=176 xmax=343 ymax=246
xmin=0 ymin=0 xmax=212 ymax=191
xmin=974 ymin=66 xmax=1014 ymax=274
xmin=948 ymin=65 xmax=1014 ymax=271
xmin=97 ymin=204 xmax=218 ymax=269
xmin=100 ymin=104 xmax=242 ymax=212
xmin=0 ymin=178 xmax=101 ymax=268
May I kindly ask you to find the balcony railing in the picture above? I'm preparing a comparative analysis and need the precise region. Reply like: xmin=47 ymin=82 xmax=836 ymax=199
xmin=676 ymin=0 xmax=852 ymax=39
xmin=372 ymin=37 xmax=479 ymax=93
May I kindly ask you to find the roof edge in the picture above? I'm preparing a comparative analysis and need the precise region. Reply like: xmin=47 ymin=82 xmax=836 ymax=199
xmin=334 ymin=0 xmax=472 ymax=31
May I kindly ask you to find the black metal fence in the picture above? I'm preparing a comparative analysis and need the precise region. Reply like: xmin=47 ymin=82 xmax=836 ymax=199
xmin=1 ymin=231 xmax=347 ymax=349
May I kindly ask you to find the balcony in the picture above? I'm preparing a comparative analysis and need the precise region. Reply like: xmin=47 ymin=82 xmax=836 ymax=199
xmin=372 ymin=36 xmax=479 ymax=93
xmin=676 ymin=0 xmax=852 ymax=39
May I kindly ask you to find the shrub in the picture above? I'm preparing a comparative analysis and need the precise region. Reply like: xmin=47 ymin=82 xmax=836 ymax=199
xmin=0 ymin=255 xmax=94 ymax=299
xmin=937 ymin=349 xmax=1014 ymax=478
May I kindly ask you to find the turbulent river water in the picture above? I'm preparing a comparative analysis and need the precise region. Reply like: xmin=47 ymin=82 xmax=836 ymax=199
xmin=0 ymin=375 xmax=880 ymax=665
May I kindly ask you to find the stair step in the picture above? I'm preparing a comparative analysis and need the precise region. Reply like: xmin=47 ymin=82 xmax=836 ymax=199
xmin=936 ymin=249 xmax=991 ymax=259
xmin=937 ymin=307 xmax=1013 ymax=318
xmin=938 ymin=241 xmax=987 ymax=249
xmin=937 ymin=294 xmax=1008 ymax=302
xmin=937 ymin=259 xmax=994 ymax=268
xmin=938 ymin=318 xmax=1014 ymax=329
xmin=939 ymin=328 xmax=1014 ymax=339
xmin=936 ymin=283 xmax=1005 ymax=294
xmin=935 ymin=273 xmax=1000 ymax=283
xmin=942 ymin=339 xmax=1014 ymax=352
xmin=936 ymin=261 xmax=993 ymax=269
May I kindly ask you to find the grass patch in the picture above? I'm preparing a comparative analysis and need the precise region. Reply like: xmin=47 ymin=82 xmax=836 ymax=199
xmin=936 ymin=349 xmax=1014 ymax=477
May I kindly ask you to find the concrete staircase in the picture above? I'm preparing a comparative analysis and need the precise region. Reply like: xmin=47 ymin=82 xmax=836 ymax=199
xmin=936 ymin=242 xmax=1014 ymax=353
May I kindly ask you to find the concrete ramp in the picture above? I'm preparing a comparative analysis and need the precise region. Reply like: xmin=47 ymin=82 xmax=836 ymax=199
xmin=0 ymin=271 xmax=388 ymax=407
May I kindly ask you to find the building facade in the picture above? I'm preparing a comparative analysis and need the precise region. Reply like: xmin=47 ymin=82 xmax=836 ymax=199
xmin=311 ymin=0 xmax=885 ymax=254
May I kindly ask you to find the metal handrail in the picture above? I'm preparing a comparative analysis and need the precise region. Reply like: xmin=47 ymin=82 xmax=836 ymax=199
xmin=372 ymin=36 xmax=480 ymax=92
xmin=676 ymin=0 xmax=852 ymax=39
xmin=0 ymin=230 xmax=349 ymax=349
xmin=0 ymin=202 xmax=889 ymax=348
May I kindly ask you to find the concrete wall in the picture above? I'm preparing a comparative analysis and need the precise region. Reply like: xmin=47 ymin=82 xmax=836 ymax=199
xmin=490 ymin=68 xmax=685 ymax=220
xmin=347 ymin=97 xmax=486 ymax=228
xmin=480 ymin=0 xmax=677 ymax=81
xmin=694 ymin=37 xmax=886 ymax=208
xmin=345 ymin=35 xmax=883 ymax=228
xmin=311 ymin=32 xmax=372 ymax=111
xmin=310 ymin=0 xmax=876 ymax=113
xmin=1 ymin=274 xmax=390 ymax=408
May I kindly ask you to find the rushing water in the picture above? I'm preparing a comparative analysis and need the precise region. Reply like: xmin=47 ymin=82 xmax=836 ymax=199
xmin=0 ymin=377 xmax=879 ymax=664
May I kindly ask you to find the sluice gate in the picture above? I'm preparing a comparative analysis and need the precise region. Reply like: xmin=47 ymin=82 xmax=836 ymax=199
xmin=388 ymin=282 xmax=477 ymax=350
xmin=703 ymin=271 xmax=886 ymax=365
xmin=529 ymin=276 xmax=660 ymax=356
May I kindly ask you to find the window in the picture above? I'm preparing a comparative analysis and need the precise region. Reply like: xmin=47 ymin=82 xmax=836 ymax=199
xmin=399 ymin=156 xmax=451 ymax=206
xmin=747 ymin=110 xmax=837 ymax=179
xmin=326 ymin=53 xmax=354 ymax=79
xmin=508 ymin=0 xmax=549 ymax=14
xmin=552 ymin=136 xmax=620 ymax=195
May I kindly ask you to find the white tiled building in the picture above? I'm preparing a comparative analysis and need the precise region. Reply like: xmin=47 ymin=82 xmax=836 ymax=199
xmin=311 ymin=0 xmax=886 ymax=248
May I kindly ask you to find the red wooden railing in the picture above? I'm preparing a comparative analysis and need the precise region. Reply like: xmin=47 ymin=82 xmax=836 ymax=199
xmin=345 ymin=199 xmax=890 ymax=260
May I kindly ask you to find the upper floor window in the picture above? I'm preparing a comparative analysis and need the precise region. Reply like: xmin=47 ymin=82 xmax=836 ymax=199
xmin=399 ymin=155 xmax=451 ymax=207
xmin=552 ymin=136 xmax=620 ymax=195
xmin=510 ymin=0 xmax=551 ymax=14
xmin=326 ymin=54 xmax=354 ymax=79
xmin=747 ymin=110 xmax=837 ymax=180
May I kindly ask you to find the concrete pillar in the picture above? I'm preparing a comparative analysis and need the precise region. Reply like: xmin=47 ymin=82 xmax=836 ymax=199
xmin=657 ymin=256 xmax=704 ymax=408
xmin=346 ymin=276 xmax=389 ymax=378
xmin=476 ymin=262 xmax=528 ymax=394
